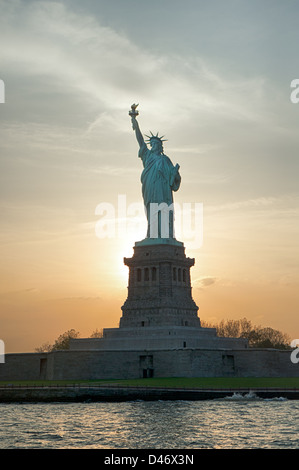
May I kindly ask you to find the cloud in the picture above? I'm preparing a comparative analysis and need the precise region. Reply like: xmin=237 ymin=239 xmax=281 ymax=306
xmin=3 ymin=0 xmax=297 ymax=210
xmin=194 ymin=277 xmax=217 ymax=288
xmin=0 ymin=0 xmax=275 ymax=132
xmin=206 ymin=196 xmax=279 ymax=214
xmin=204 ymin=194 xmax=299 ymax=229
xmin=49 ymin=296 xmax=102 ymax=302
xmin=0 ymin=288 xmax=39 ymax=297
xmin=3 ymin=2 xmax=289 ymax=217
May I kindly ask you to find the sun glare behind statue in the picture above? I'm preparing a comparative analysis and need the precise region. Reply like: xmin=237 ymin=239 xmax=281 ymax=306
xmin=114 ymin=217 xmax=146 ymax=284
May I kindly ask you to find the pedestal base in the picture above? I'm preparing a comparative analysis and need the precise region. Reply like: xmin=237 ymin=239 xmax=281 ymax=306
xmin=120 ymin=241 xmax=200 ymax=329
xmin=70 ymin=325 xmax=248 ymax=351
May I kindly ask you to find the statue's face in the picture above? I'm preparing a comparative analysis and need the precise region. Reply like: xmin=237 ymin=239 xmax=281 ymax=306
xmin=151 ymin=139 xmax=163 ymax=154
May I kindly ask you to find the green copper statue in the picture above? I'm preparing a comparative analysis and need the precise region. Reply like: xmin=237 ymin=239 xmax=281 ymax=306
xmin=129 ymin=104 xmax=181 ymax=242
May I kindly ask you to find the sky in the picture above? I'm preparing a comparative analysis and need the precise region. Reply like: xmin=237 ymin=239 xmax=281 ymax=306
xmin=0 ymin=0 xmax=298 ymax=352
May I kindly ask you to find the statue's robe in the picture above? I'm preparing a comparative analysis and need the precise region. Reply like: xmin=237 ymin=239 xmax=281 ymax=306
xmin=139 ymin=142 xmax=181 ymax=238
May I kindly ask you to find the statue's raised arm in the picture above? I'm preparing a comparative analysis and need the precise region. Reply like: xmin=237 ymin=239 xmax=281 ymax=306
xmin=129 ymin=104 xmax=145 ymax=149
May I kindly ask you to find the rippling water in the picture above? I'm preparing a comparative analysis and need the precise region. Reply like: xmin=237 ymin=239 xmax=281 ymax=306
xmin=0 ymin=395 xmax=298 ymax=449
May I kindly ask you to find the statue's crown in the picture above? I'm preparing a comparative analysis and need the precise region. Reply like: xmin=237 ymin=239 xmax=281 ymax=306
xmin=145 ymin=131 xmax=167 ymax=144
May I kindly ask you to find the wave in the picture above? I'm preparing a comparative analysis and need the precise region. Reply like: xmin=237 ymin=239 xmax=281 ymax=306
xmin=222 ymin=392 xmax=288 ymax=401
xmin=224 ymin=392 xmax=261 ymax=400
xmin=264 ymin=397 xmax=288 ymax=402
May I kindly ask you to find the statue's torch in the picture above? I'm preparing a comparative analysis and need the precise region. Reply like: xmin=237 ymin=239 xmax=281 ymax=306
xmin=129 ymin=103 xmax=139 ymax=118
xmin=129 ymin=103 xmax=139 ymax=131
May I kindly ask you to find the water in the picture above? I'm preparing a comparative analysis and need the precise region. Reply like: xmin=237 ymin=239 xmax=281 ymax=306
xmin=0 ymin=395 xmax=298 ymax=449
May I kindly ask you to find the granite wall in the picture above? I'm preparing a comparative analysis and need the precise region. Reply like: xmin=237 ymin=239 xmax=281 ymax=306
xmin=0 ymin=347 xmax=298 ymax=381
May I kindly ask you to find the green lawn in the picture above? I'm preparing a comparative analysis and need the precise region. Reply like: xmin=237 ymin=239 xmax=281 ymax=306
xmin=107 ymin=377 xmax=299 ymax=389
xmin=0 ymin=377 xmax=298 ymax=389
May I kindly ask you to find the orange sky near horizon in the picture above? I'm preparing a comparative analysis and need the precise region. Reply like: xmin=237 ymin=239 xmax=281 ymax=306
xmin=1 ymin=199 xmax=298 ymax=353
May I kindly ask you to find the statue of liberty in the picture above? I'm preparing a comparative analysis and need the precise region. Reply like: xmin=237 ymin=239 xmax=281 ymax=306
xmin=129 ymin=104 xmax=181 ymax=244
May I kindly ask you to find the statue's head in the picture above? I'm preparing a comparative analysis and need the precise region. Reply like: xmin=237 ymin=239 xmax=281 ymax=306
xmin=145 ymin=132 xmax=167 ymax=154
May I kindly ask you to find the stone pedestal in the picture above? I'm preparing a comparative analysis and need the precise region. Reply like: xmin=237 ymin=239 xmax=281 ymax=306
xmin=119 ymin=241 xmax=200 ymax=329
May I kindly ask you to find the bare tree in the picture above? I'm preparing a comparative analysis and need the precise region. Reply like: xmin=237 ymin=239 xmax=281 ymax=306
xmin=89 ymin=328 xmax=103 ymax=338
xmin=201 ymin=317 xmax=291 ymax=349
xmin=35 ymin=329 xmax=80 ymax=352
xmin=35 ymin=342 xmax=53 ymax=353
